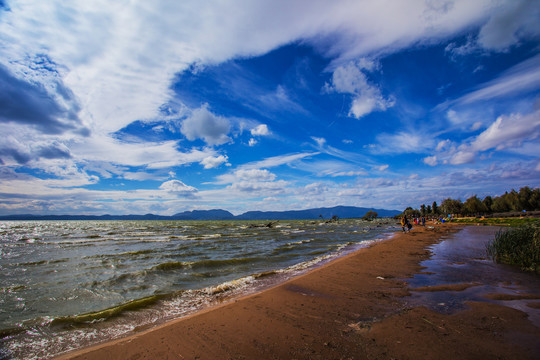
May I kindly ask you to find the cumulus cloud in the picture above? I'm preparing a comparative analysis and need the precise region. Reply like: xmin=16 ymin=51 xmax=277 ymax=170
xmin=213 ymin=168 xmax=289 ymax=196
xmin=432 ymin=109 xmax=540 ymax=166
xmin=325 ymin=61 xmax=394 ymax=118
xmin=159 ymin=179 xmax=198 ymax=197
xmin=471 ymin=111 xmax=540 ymax=152
xmin=200 ymin=155 xmax=229 ymax=169
xmin=248 ymin=124 xmax=270 ymax=146
xmin=251 ymin=124 xmax=270 ymax=136
xmin=180 ymin=105 xmax=231 ymax=146
xmin=423 ymin=156 xmax=438 ymax=166
xmin=234 ymin=169 xmax=276 ymax=182
xmin=449 ymin=150 xmax=476 ymax=165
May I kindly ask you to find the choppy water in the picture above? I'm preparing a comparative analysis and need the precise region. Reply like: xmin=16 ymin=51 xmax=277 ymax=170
xmin=0 ymin=219 xmax=396 ymax=359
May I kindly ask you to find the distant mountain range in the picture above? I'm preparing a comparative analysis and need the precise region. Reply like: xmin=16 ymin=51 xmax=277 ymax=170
xmin=0 ymin=206 xmax=400 ymax=221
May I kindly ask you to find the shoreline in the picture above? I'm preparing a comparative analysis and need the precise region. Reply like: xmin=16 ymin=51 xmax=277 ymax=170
xmin=57 ymin=224 xmax=540 ymax=359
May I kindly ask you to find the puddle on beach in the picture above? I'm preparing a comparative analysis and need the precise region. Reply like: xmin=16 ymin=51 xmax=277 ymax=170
xmin=406 ymin=226 xmax=540 ymax=327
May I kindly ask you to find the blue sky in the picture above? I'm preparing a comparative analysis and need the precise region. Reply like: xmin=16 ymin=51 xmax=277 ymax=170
xmin=0 ymin=0 xmax=539 ymax=215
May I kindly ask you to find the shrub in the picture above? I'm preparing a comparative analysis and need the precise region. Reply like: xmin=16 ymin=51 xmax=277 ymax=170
xmin=486 ymin=225 xmax=540 ymax=274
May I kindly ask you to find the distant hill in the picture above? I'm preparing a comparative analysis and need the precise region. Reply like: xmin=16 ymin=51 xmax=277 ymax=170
xmin=172 ymin=209 xmax=235 ymax=220
xmin=0 ymin=206 xmax=400 ymax=221
xmin=235 ymin=206 xmax=400 ymax=220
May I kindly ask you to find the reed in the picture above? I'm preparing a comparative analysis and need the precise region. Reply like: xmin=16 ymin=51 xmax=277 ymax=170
xmin=486 ymin=225 xmax=540 ymax=274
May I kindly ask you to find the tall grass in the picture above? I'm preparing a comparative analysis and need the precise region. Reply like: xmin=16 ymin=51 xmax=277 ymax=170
xmin=486 ymin=225 xmax=540 ymax=274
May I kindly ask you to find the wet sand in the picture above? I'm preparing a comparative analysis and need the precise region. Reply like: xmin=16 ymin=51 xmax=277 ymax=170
xmin=57 ymin=224 xmax=540 ymax=360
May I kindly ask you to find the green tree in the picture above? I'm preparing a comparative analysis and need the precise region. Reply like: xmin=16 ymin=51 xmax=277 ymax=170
xmin=463 ymin=195 xmax=488 ymax=216
xmin=518 ymin=187 xmax=534 ymax=211
xmin=362 ymin=211 xmax=378 ymax=221
xmin=530 ymin=188 xmax=540 ymax=210
xmin=402 ymin=207 xmax=420 ymax=217
xmin=441 ymin=198 xmax=462 ymax=215
xmin=432 ymin=201 xmax=439 ymax=215
xmin=492 ymin=193 xmax=510 ymax=213
xmin=507 ymin=190 xmax=520 ymax=211
xmin=482 ymin=196 xmax=493 ymax=214
xmin=426 ymin=205 xmax=432 ymax=214
xmin=420 ymin=204 xmax=426 ymax=216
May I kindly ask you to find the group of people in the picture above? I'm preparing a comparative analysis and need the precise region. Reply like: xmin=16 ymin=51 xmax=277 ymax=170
xmin=400 ymin=215 xmax=426 ymax=232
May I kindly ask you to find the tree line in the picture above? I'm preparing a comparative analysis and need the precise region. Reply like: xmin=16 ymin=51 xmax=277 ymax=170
xmin=402 ymin=186 xmax=540 ymax=217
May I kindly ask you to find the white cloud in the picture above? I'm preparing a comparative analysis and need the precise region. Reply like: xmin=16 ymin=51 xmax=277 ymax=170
xmin=423 ymin=156 xmax=438 ymax=166
xmin=436 ymin=140 xmax=452 ymax=152
xmin=159 ymin=180 xmax=198 ymax=197
xmin=375 ymin=132 xmax=434 ymax=154
xmin=248 ymin=138 xmax=258 ymax=147
xmin=70 ymin=134 xmax=216 ymax=170
xmin=251 ymin=124 xmax=270 ymax=136
xmin=325 ymin=61 xmax=394 ymax=118
xmin=332 ymin=171 xmax=367 ymax=177
xmin=303 ymin=182 xmax=328 ymax=195
xmin=376 ymin=164 xmax=389 ymax=171
xmin=212 ymin=168 xmax=289 ymax=196
xmin=229 ymin=179 xmax=289 ymax=194
xmin=478 ymin=0 xmax=540 ymax=51
xmin=311 ymin=137 xmax=326 ymax=147
xmin=337 ymin=188 xmax=366 ymax=197
xmin=470 ymin=121 xmax=483 ymax=131
xmin=430 ymin=109 xmax=540 ymax=166
xmin=200 ymin=155 xmax=229 ymax=169
xmin=450 ymin=150 xmax=476 ymax=165
xmin=234 ymin=169 xmax=276 ymax=182
xmin=180 ymin=105 xmax=231 ymax=146
xmin=471 ymin=111 xmax=540 ymax=152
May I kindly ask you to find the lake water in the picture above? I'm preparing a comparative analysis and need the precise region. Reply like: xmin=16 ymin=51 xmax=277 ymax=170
xmin=0 ymin=219 xmax=397 ymax=359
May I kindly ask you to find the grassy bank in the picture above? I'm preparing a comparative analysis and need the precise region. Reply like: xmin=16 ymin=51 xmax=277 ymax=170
xmin=452 ymin=217 xmax=540 ymax=227
xmin=486 ymin=225 xmax=540 ymax=274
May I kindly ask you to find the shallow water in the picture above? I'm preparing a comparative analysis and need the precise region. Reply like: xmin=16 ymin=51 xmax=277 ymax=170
xmin=0 ymin=219 xmax=396 ymax=359
xmin=407 ymin=226 xmax=540 ymax=326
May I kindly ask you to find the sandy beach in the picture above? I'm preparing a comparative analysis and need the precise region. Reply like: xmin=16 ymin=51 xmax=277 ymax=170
xmin=57 ymin=224 xmax=540 ymax=360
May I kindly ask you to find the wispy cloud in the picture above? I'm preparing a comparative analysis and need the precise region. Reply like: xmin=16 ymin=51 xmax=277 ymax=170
xmin=439 ymin=54 xmax=540 ymax=109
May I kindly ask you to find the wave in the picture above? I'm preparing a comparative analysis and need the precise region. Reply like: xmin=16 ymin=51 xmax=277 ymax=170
xmin=84 ymin=249 xmax=157 ymax=260
xmin=152 ymin=261 xmax=188 ymax=271
xmin=18 ymin=258 xmax=70 ymax=266
xmin=49 ymin=293 xmax=171 ymax=326
xmin=152 ymin=257 xmax=259 ymax=272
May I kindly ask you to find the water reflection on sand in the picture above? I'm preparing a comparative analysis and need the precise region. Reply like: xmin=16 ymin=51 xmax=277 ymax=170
xmin=407 ymin=226 xmax=540 ymax=327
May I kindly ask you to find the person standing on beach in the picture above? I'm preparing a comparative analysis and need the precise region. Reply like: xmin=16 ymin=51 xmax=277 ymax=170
xmin=401 ymin=216 xmax=411 ymax=232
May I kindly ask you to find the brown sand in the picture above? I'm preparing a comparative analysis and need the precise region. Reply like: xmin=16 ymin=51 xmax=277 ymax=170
xmin=57 ymin=225 xmax=540 ymax=360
